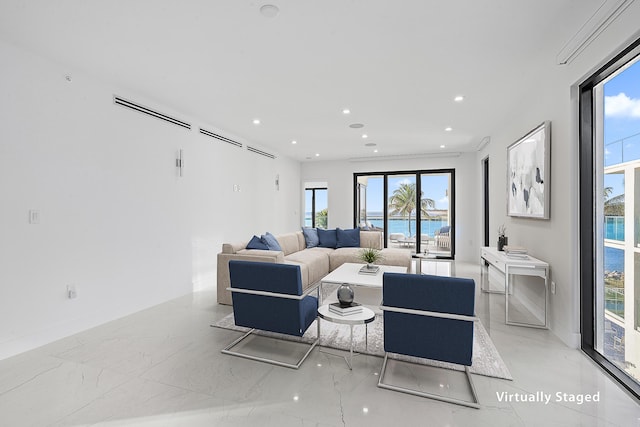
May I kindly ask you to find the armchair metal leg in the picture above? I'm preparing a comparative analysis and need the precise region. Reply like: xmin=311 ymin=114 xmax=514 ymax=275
xmin=377 ymin=353 xmax=480 ymax=409
xmin=222 ymin=328 xmax=319 ymax=369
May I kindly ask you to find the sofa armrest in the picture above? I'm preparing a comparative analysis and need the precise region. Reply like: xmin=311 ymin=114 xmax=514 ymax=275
xmin=217 ymin=251 xmax=285 ymax=305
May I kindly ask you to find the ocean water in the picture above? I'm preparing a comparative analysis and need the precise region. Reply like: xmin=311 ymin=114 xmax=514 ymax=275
xmin=604 ymin=246 xmax=624 ymax=273
xmin=366 ymin=219 xmax=447 ymax=236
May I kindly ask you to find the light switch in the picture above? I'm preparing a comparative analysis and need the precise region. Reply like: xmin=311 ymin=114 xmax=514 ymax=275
xmin=29 ymin=210 xmax=40 ymax=224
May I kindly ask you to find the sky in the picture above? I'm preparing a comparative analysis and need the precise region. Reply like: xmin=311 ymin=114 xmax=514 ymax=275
xmin=603 ymin=57 xmax=640 ymax=198
xmin=303 ymin=174 xmax=450 ymax=219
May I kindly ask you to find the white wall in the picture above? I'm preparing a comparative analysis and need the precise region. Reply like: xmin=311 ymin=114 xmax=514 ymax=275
xmin=0 ymin=40 xmax=301 ymax=360
xmin=300 ymin=153 xmax=479 ymax=262
xmin=477 ymin=2 xmax=640 ymax=348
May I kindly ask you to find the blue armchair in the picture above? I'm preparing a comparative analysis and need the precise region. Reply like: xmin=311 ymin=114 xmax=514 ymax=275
xmin=378 ymin=272 xmax=480 ymax=408
xmin=223 ymin=260 xmax=319 ymax=369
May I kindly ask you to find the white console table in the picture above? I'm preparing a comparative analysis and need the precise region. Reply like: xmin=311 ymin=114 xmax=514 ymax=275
xmin=480 ymin=247 xmax=549 ymax=329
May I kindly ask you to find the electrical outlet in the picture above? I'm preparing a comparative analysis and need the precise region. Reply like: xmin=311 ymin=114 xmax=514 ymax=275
xmin=551 ymin=281 xmax=556 ymax=294
xmin=67 ymin=285 xmax=77 ymax=299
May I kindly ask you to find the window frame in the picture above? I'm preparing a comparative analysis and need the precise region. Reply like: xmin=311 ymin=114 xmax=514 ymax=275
xmin=353 ymin=168 xmax=455 ymax=258
xmin=579 ymin=36 xmax=640 ymax=400
xmin=305 ymin=187 xmax=328 ymax=229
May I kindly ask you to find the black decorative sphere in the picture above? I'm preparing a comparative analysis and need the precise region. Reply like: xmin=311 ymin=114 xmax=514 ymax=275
xmin=337 ymin=283 xmax=354 ymax=305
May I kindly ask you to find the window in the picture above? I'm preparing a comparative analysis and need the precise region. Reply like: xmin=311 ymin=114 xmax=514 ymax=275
xmin=354 ymin=169 xmax=454 ymax=257
xmin=305 ymin=186 xmax=328 ymax=229
xmin=580 ymin=37 xmax=640 ymax=399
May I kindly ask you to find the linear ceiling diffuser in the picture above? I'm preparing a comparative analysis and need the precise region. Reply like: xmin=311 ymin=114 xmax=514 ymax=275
xmin=556 ymin=0 xmax=634 ymax=65
xmin=246 ymin=145 xmax=276 ymax=159
xmin=113 ymin=96 xmax=191 ymax=129
xmin=199 ymin=128 xmax=243 ymax=148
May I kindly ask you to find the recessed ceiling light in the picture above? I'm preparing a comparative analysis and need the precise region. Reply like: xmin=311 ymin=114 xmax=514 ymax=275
xmin=374 ymin=149 xmax=379 ymax=153
xmin=253 ymin=119 xmax=261 ymax=125
xmin=315 ymin=153 xmax=320 ymax=157
xmin=291 ymin=140 xmax=297 ymax=144
xmin=454 ymin=95 xmax=464 ymax=102
xmin=445 ymin=127 xmax=452 ymax=132
xmin=440 ymin=144 xmax=445 ymax=148
xmin=259 ymin=4 xmax=280 ymax=18
xmin=349 ymin=123 xmax=364 ymax=129
xmin=343 ymin=108 xmax=351 ymax=114
xmin=362 ymin=134 xmax=368 ymax=139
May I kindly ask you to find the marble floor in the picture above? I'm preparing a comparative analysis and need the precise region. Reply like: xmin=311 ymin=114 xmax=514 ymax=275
xmin=1 ymin=262 xmax=640 ymax=426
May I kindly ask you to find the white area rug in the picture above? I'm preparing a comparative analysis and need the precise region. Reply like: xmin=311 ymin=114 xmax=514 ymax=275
xmin=213 ymin=311 xmax=512 ymax=380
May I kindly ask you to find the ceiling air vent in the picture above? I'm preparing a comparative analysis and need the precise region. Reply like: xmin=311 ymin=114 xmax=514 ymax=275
xmin=247 ymin=145 xmax=276 ymax=159
xmin=199 ymin=128 xmax=242 ymax=148
xmin=113 ymin=96 xmax=191 ymax=130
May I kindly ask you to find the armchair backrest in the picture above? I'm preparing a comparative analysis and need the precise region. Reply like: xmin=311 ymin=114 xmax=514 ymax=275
xmin=382 ymin=273 xmax=476 ymax=366
xmin=229 ymin=260 xmax=315 ymax=336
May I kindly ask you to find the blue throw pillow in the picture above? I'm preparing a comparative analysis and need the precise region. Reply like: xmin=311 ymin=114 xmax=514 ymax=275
xmin=317 ymin=228 xmax=338 ymax=248
xmin=336 ymin=228 xmax=360 ymax=248
xmin=261 ymin=232 xmax=282 ymax=251
xmin=302 ymin=227 xmax=320 ymax=248
xmin=246 ymin=235 xmax=269 ymax=250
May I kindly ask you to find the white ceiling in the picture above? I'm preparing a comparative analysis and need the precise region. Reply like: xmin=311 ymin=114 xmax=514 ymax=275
xmin=0 ymin=0 xmax=603 ymax=161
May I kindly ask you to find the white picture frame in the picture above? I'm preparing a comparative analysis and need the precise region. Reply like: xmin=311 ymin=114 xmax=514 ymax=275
xmin=507 ymin=121 xmax=551 ymax=219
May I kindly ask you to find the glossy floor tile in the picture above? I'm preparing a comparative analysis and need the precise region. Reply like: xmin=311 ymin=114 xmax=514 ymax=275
xmin=1 ymin=262 xmax=639 ymax=426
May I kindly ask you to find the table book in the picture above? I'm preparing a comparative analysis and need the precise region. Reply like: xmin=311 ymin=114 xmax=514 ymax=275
xmin=329 ymin=302 xmax=363 ymax=316
xmin=358 ymin=265 xmax=380 ymax=275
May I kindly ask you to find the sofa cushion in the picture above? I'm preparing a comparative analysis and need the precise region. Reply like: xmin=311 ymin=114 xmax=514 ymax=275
xmin=336 ymin=228 xmax=360 ymax=248
xmin=246 ymin=235 xmax=269 ymax=250
xmin=262 ymin=232 xmax=282 ymax=251
xmin=302 ymin=227 xmax=320 ymax=248
xmin=277 ymin=232 xmax=303 ymax=256
xmin=317 ymin=228 xmax=338 ymax=248
xmin=359 ymin=230 xmax=383 ymax=250
xmin=285 ymin=249 xmax=330 ymax=285
xmin=329 ymin=247 xmax=363 ymax=271
xmin=329 ymin=247 xmax=412 ymax=271
xmin=377 ymin=248 xmax=412 ymax=269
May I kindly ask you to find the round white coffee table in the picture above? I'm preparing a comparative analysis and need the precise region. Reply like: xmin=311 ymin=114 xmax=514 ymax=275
xmin=317 ymin=304 xmax=375 ymax=369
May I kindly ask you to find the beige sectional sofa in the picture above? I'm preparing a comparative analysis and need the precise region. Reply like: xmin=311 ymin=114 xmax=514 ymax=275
xmin=217 ymin=230 xmax=411 ymax=305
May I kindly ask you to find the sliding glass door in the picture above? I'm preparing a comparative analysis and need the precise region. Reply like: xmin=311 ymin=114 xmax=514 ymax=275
xmin=580 ymin=37 xmax=640 ymax=398
xmin=387 ymin=174 xmax=418 ymax=249
xmin=421 ymin=173 xmax=451 ymax=257
xmin=354 ymin=169 xmax=454 ymax=258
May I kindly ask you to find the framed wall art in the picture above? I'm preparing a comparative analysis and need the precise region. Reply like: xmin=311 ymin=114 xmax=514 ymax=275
xmin=507 ymin=121 xmax=551 ymax=219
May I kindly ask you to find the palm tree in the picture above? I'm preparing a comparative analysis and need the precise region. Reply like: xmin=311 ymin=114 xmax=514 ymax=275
xmin=315 ymin=208 xmax=328 ymax=229
xmin=388 ymin=182 xmax=435 ymax=237
xmin=604 ymin=186 xmax=613 ymax=199
xmin=605 ymin=194 xmax=624 ymax=216
xmin=604 ymin=186 xmax=624 ymax=216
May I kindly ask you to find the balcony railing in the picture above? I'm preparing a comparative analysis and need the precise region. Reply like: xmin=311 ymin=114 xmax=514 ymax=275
xmin=605 ymin=131 xmax=640 ymax=166
xmin=605 ymin=285 xmax=625 ymax=319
